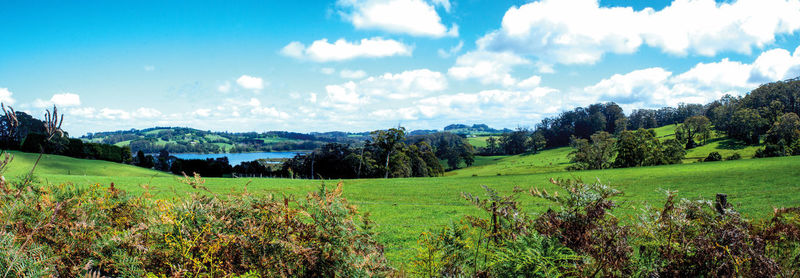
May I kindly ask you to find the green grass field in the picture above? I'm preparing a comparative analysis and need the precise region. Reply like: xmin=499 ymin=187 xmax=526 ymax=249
xmin=5 ymin=148 xmax=800 ymax=264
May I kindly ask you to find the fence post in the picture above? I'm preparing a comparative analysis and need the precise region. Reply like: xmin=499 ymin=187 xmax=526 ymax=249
xmin=715 ymin=193 xmax=728 ymax=214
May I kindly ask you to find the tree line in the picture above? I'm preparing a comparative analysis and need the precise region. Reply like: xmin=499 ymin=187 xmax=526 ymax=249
xmin=280 ymin=128 xmax=475 ymax=179
xmin=129 ymin=127 xmax=477 ymax=179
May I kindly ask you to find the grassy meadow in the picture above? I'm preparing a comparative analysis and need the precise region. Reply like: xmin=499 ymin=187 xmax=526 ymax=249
xmin=5 ymin=146 xmax=800 ymax=264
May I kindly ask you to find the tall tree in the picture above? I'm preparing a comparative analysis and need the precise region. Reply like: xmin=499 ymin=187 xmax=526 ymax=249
xmin=730 ymin=108 xmax=768 ymax=145
xmin=568 ymin=131 xmax=616 ymax=170
xmin=371 ymin=127 xmax=407 ymax=179
xmin=675 ymin=115 xmax=711 ymax=148
xmin=765 ymin=112 xmax=800 ymax=155
xmin=529 ymin=131 xmax=547 ymax=154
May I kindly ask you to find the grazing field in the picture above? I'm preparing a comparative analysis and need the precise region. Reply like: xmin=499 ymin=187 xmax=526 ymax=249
xmin=9 ymin=150 xmax=800 ymax=264
xmin=3 ymin=151 xmax=171 ymax=178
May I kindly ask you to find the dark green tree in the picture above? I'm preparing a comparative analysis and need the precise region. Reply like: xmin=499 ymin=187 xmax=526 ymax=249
xmin=567 ymin=131 xmax=616 ymax=170
xmin=675 ymin=115 xmax=711 ymax=148
xmin=729 ymin=108 xmax=768 ymax=145
xmin=371 ymin=127 xmax=407 ymax=178
xmin=529 ymin=131 xmax=547 ymax=154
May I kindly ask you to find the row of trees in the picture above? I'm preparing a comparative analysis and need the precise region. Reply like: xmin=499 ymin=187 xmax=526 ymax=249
xmin=568 ymin=129 xmax=686 ymax=170
xmin=481 ymin=129 xmax=546 ymax=155
xmin=281 ymin=128 xmax=475 ymax=179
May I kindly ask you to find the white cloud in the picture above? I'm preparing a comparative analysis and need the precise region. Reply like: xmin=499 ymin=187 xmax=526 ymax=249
xmin=134 ymin=107 xmax=162 ymax=118
xmin=34 ymin=93 xmax=81 ymax=108
xmin=321 ymin=82 xmax=370 ymax=111
xmin=437 ymin=40 xmax=463 ymax=58
xmin=281 ymin=37 xmax=412 ymax=62
xmin=340 ymin=69 xmax=367 ymax=79
xmin=584 ymin=68 xmax=674 ymax=106
xmin=251 ymin=106 xmax=290 ymax=119
xmin=0 ymin=88 xmax=15 ymax=105
xmin=144 ymin=65 xmax=155 ymax=71
xmin=99 ymin=108 xmax=131 ymax=120
xmin=67 ymin=107 xmax=96 ymax=118
xmin=322 ymin=69 xmax=447 ymax=111
xmin=337 ymin=0 xmax=457 ymax=38
xmin=516 ymin=75 xmax=542 ymax=89
xmin=193 ymin=108 xmax=212 ymax=117
xmin=246 ymin=98 xmax=261 ymax=107
xmin=583 ymin=46 xmax=800 ymax=108
xmin=478 ymin=0 xmax=800 ymax=65
xmin=217 ymin=81 xmax=232 ymax=93
xmin=749 ymin=47 xmax=800 ymax=83
xmin=236 ymin=75 xmax=264 ymax=90
xmin=371 ymin=87 xmax=559 ymax=122
xmin=448 ymin=51 xmax=530 ymax=87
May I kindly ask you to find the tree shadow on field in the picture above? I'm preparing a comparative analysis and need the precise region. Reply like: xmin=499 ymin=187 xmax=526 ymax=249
xmin=716 ymin=138 xmax=748 ymax=150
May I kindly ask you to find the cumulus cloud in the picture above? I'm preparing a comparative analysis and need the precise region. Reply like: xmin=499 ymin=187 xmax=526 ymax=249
xmin=134 ymin=107 xmax=162 ymax=118
xmin=320 ymin=69 xmax=447 ymax=111
xmin=281 ymin=37 xmax=412 ymax=62
xmin=251 ymin=106 xmax=290 ymax=119
xmin=340 ymin=69 xmax=367 ymax=79
xmin=236 ymin=75 xmax=264 ymax=90
xmin=0 ymin=88 xmax=15 ymax=105
xmin=337 ymin=0 xmax=458 ymax=38
xmin=34 ymin=93 xmax=81 ymax=108
xmin=99 ymin=108 xmax=131 ymax=120
xmin=448 ymin=51 xmax=530 ymax=87
xmin=369 ymin=87 xmax=559 ymax=122
xmin=478 ymin=0 xmax=800 ymax=65
xmin=583 ymin=45 xmax=800 ymax=108
xmin=193 ymin=108 xmax=212 ymax=117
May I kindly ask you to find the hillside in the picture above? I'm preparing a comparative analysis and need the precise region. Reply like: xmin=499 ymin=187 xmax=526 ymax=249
xmin=3 ymin=151 xmax=171 ymax=178
xmin=81 ymin=127 xmax=360 ymax=154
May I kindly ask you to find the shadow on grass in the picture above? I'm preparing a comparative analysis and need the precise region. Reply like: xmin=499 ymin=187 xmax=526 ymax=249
xmin=716 ymin=138 xmax=752 ymax=150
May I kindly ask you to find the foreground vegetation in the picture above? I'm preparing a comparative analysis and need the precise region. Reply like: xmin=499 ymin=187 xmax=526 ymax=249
xmin=3 ymin=154 xmax=800 ymax=276
xmin=12 ymin=150 xmax=800 ymax=266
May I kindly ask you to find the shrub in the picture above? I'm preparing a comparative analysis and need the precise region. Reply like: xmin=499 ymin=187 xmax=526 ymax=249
xmin=0 ymin=177 xmax=392 ymax=277
xmin=755 ymin=144 xmax=786 ymax=158
xmin=704 ymin=151 xmax=723 ymax=162
xmin=415 ymin=179 xmax=800 ymax=277
xmin=726 ymin=152 xmax=742 ymax=160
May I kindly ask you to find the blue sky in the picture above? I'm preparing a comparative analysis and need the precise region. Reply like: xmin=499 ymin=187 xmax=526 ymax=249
xmin=2 ymin=0 xmax=800 ymax=136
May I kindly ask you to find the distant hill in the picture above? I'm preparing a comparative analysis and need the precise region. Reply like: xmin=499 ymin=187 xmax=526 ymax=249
xmin=81 ymin=127 xmax=366 ymax=154
xmin=442 ymin=124 xmax=511 ymax=136
xmin=81 ymin=124 xmax=509 ymax=154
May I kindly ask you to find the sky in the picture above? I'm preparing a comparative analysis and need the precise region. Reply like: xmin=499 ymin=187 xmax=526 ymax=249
xmin=2 ymin=0 xmax=800 ymax=136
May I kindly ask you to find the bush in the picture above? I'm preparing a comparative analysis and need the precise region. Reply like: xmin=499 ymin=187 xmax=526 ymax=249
xmin=726 ymin=152 xmax=742 ymax=160
xmin=0 ymin=177 xmax=392 ymax=277
xmin=414 ymin=179 xmax=800 ymax=277
xmin=755 ymin=144 xmax=785 ymax=158
xmin=704 ymin=151 xmax=723 ymax=162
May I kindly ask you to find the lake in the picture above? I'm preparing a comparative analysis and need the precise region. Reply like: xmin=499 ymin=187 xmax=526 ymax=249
xmin=170 ymin=151 xmax=304 ymax=166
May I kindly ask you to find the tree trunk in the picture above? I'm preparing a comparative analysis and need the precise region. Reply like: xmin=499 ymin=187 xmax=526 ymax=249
xmin=357 ymin=147 xmax=364 ymax=178
xmin=384 ymin=151 xmax=391 ymax=179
